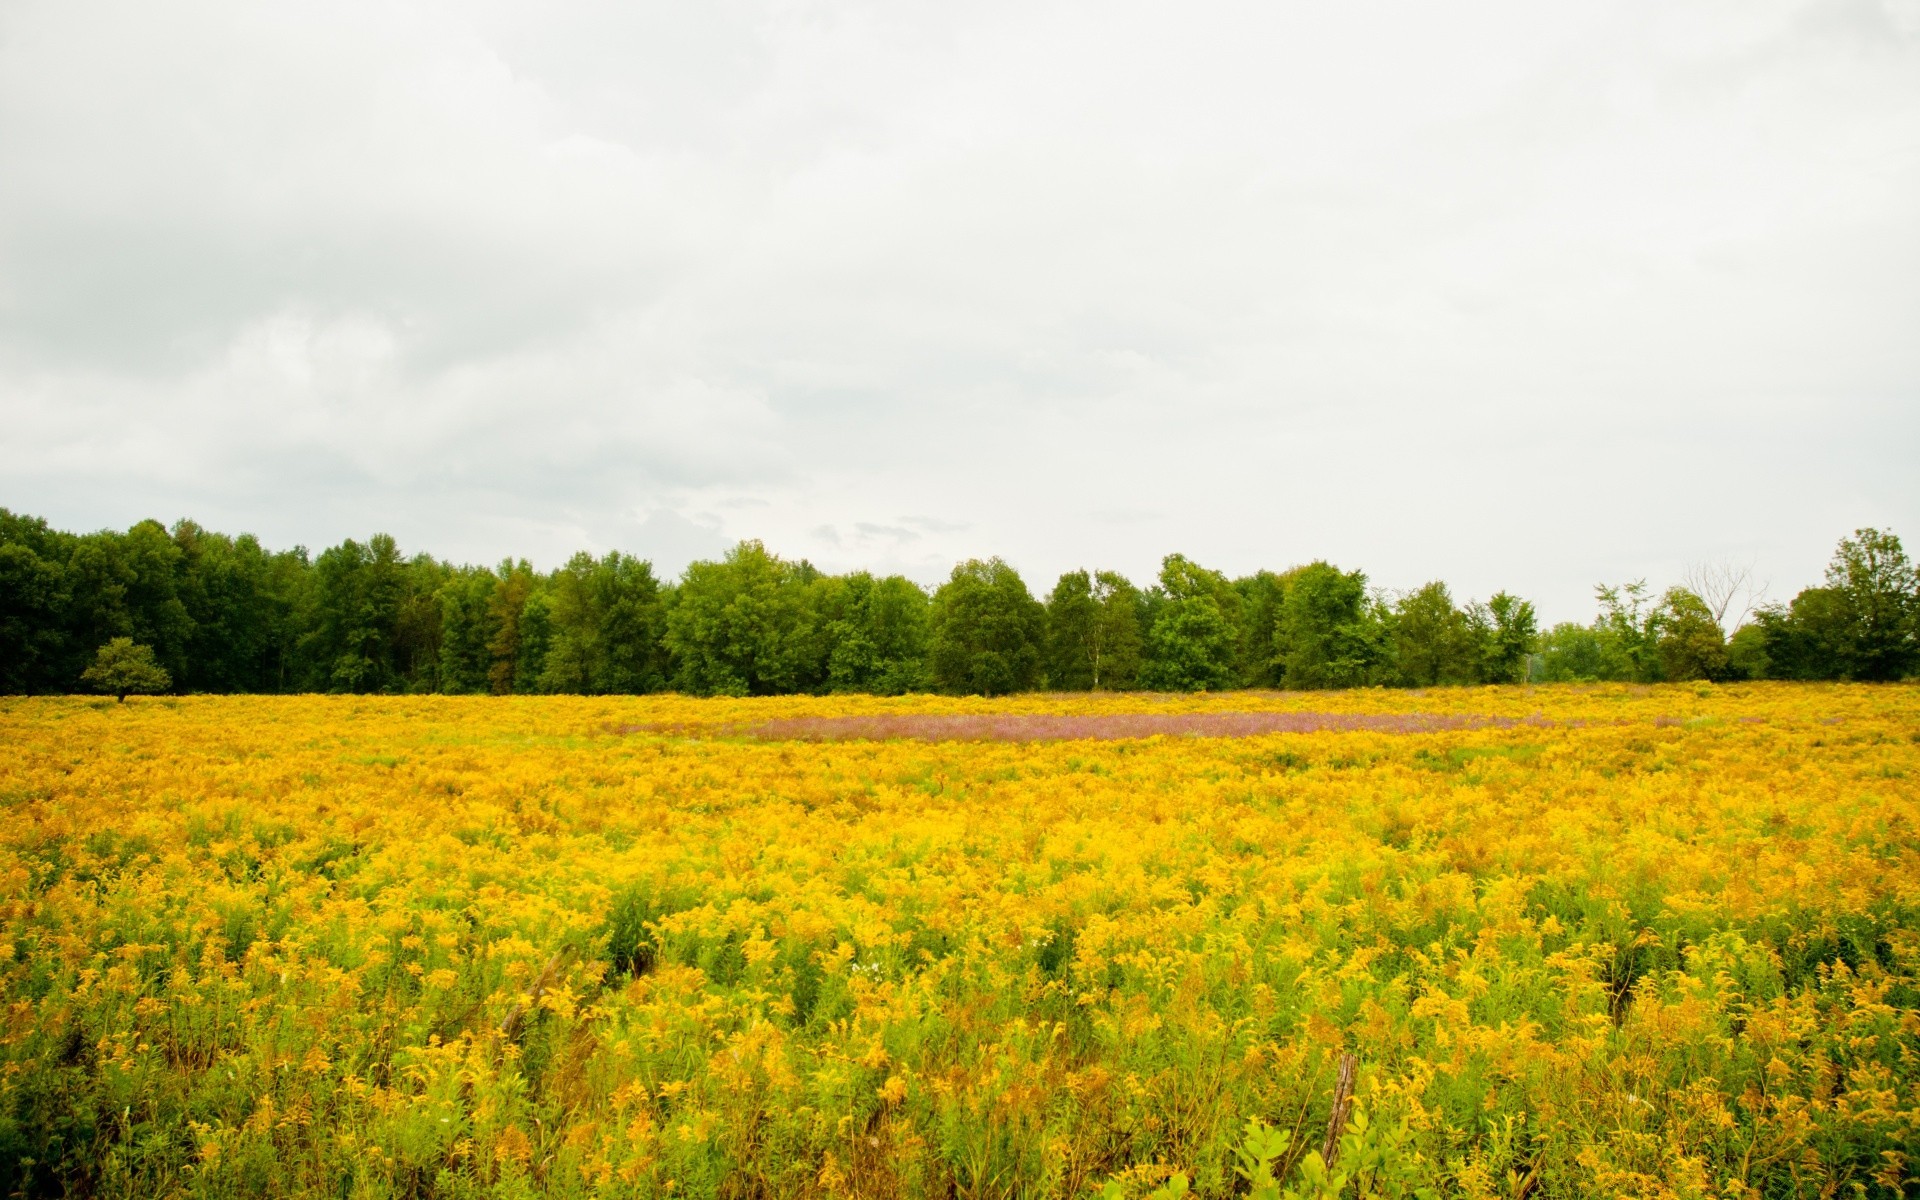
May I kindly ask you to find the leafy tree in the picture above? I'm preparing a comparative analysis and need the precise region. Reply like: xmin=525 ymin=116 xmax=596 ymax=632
xmin=1142 ymin=555 xmax=1241 ymax=692
xmin=1044 ymin=570 xmax=1098 ymax=691
xmin=61 ymin=521 xmax=195 ymax=689
xmin=486 ymin=561 xmax=540 ymax=695
xmin=0 ymin=510 xmax=72 ymax=693
xmin=1536 ymin=622 xmax=1612 ymax=682
xmin=305 ymin=535 xmax=411 ymax=692
xmin=664 ymin=541 xmax=813 ymax=696
xmin=1593 ymin=581 xmax=1661 ymax=682
xmin=1824 ymin=527 xmax=1917 ymax=681
xmin=541 ymin=552 xmax=668 ymax=694
xmin=1654 ymin=587 xmax=1729 ymax=681
xmin=802 ymin=572 xmax=931 ymax=695
xmin=170 ymin=521 xmax=301 ymax=693
xmin=436 ymin=568 xmax=498 ymax=694
xmin=1046 ymin=569 xmax=1144 ymax=690
xmin=1389 ymin=582 xmax=1478 ymax=687
xmin=1726 ymin=622 xmax=1770 ymax=680
xmin=81 ymin=637 xmax=171 ymax=701
xmin=928 ymin=558 xmax=1045 ymax=695
xmin=1273 ymin=562 xmax=1385 ymax=689
xmin=0 ymin=507 xmax=1907 ymax=695
xmin=1232 ymin=571 xmax=1288 ymax=687
xmin=1476 ymin=592 xmax=1537 ymax=684
xmin=1747 ymin=529 xmax=1917 ymax=682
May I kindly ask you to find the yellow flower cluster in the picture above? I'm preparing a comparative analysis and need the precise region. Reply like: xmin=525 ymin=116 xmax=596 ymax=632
xmin=1 ymin=683 xmax=1916 ymax=1198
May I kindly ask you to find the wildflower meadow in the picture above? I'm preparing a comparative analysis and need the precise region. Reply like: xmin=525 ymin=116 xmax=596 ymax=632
xmin=2 ymin=684 xmax=1916 ymax=1198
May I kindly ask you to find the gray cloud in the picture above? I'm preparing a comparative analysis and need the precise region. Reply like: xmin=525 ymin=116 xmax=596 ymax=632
xmin=1 ymin=0 xmax=1916 ymax=620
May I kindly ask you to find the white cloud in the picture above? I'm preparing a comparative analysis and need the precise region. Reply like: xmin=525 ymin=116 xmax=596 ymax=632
xmin=1 ymin=0 xmax=1915 ymax=619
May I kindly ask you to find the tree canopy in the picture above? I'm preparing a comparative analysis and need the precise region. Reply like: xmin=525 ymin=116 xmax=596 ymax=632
xmin=2 ymin=509 xmax=1912 ymax=695
xmin=80 ymin=637 xmax=171 ymax=701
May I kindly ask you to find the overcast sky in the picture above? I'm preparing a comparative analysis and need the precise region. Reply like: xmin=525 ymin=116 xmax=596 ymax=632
xmin=2 ymin=0 xmax=1917 ymax=622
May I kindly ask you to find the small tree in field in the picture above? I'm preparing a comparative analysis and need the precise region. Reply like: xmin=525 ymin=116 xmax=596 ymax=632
xmin=82 ymin=638 xmax=171 ymax=701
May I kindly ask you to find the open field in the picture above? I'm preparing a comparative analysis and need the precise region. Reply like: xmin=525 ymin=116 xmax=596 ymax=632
xmin=2 ymin=685 xmax=1918 ymax=1199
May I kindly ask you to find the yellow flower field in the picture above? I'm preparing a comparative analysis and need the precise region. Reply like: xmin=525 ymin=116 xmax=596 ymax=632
xmin=2 ymin=684 xmax=1917 ymax=1198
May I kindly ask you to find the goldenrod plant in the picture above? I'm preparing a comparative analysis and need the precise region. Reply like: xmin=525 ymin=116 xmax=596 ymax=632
xmin=0 ymin=683 xmax=1915 ymax=1197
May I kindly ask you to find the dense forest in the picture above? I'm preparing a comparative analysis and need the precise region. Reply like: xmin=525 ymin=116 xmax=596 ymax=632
xmin=1 ymin=509 xmax=1914 ymax=696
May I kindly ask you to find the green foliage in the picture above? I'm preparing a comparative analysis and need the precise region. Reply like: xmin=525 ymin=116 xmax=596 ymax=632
xmin=1104 ymin=1110 xmax=1438 ymax=1200
xmin=803 ymin=571 xmax=931 ymax=695
xmin=1725 ymin=621 xmax=1769 ymax=679
xmin=1274 ymin=562 xmax=1386 ymax=689
xmin=1823 ymin=527 xmax=1917 ymax=681
xmin=435 ymin=568 xmax=498 ymax=694
xmin=1536 ymin=622 xmax=1609 ymax=682
xmin=4 ymin=509 xmax=1912 ymax=695
xmin=1539 ymin=582 xmax=1721 ymax=684
xmin=1142 ymin=555 xmax=1241 ymax=691
xmin=486 ymin=560 xmax=537 ymax=695
xmin=1233 ymin=571 xmax=1289 ymax=687
xmin=304 ymin=534 xmax=420 ymax=693
xmin=0 ymin=511 xmax=71 ymax=693
xmin=1389 ymin=582 xmax=1478 ymax=687
xmin=540 ymin=552 xmax=668 ymax=694
xmin=1653 ymin=587 xmax=1728 ymax=681
xmin=928 ymin=558 xmax=1045 ymax=695
xmin=1045 ymin=569 xmax=1144 ymax=690
xmin=1477 ymin=591 xmax=1537 ymax=684
xmin=663 ymin=541 xmax=814 ymax=696
xmin=1593 ymin=580 xmax=1660 ymax=682
xmin=80 ymin=637 xmax=171 ymax=700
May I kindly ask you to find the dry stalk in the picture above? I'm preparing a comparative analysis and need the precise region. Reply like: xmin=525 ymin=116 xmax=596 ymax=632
xmin=498 ymin=945 xmax=576 ymax=1043
xmin=1320 ymin=1052 xmax=1358 ymax=1169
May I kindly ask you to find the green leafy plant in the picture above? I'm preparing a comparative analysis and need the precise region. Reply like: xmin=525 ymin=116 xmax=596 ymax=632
xmin=80 ymin=637 xmax=171 ymax=701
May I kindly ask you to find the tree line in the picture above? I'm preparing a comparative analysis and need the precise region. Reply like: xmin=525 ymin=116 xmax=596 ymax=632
xmin=1 ymin=509 xmax=1913 ymax=696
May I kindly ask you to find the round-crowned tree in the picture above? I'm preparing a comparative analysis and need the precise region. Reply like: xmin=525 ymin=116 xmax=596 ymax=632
xmin=82 ymin=637 xmax=172 ymax=701
xmin=929 ymin=559 xmax=1045 ymax=696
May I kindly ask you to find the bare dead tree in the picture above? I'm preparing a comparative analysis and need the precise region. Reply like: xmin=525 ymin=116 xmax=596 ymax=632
xmin=1681 ymin=560 xmax=1767 ymax=634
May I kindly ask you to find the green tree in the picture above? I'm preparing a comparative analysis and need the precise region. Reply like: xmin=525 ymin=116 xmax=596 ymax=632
xmin=0 ymin=510 xmax=72 ymax=693
xmin=1389 ymin=582 xmax=1478 ymax=687
xmin=541 ymin=552 xmax=668 ymax=694
xmin=436 ymin=567 xmax=498 ymax=694
xmin=1046 ymin=570 xmax=1144 ymax=691
xmin=1273 ymin=562 xmax=1385 ymax=689
xmin=801 ymin=572 xmax=931 ymax=695
xmin=1726 ymin=622 xmax=1770 ymax=680
xmin=1825 ymin=527 xmax=1917 ymax=681
xmin=928 ymin=558 xmax=1046 ymax=695
xmin=169 ymin=521 xmax=305 ymax=693
xmin=1536 ymin=622 xmax=1611 ymax=682
xmin=1232 ymin=571 xmax=1288 ymax=687
xmin=486 ymin=560 xmax=542 ymax=695
xmin=664 ymin=541 xmax=813 ymax=696
xmin=62 ymin=520 xmax=195 ymax=688
xmin=1593 ymin=581 xmax=1661 ymax=682
xmin=305 ymin=535 xmax=410 ymax=692
xmin=1476 ymin=591 xmax=1537 ymax=684
xmin=81 ymin=637 xmax=171 ymax=701
xmin=1654 ymin=587 xmax=1729 ymax=681
xmin=1142 ymin=555 xmax=1241 ymax=692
